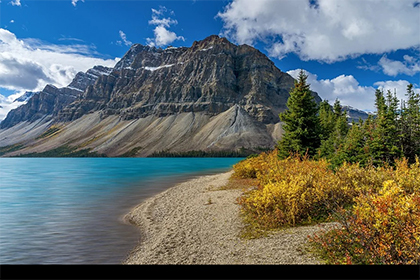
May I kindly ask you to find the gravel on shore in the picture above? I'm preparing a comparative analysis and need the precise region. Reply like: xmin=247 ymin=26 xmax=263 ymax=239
xmin=123 ymin=171 xmax=336 ymax=264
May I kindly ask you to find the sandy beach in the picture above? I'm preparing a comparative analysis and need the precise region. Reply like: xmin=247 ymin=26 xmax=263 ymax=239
xmin=123 ymin=171 xmax=335 ymax=264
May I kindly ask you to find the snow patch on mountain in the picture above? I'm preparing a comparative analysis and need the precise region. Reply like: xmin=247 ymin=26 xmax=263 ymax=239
xmin=143 ymin=64 xmax=175 ymax=72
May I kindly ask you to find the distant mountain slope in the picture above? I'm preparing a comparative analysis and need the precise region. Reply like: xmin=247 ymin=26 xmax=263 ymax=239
xmin=0 ymin=66 xmax=112 ymax=129
xmin=344 ymin=105 xmax=371 ymax=122
xmin=0 ymin=35 xmax=325 ymax=157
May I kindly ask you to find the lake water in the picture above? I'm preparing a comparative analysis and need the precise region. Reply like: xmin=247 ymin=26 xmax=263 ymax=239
xmin=0 ymin=157 xmax=243 ymax=264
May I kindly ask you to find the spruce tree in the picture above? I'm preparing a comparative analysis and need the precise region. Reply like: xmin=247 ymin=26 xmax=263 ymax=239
xmin=319 ymin=100 xmax=335 ymax=141
xmin=403 ymin=84 xmax=420 ymax=162
xmin=278 ymin=70 xmax=321 ymax=159
xmin=332 ymin=118 xmax=369 ymax=167
xmin=318 ymin=99 xmax=349 ymax=162
xmin=369 ymin=89 xmax=402 ymax=165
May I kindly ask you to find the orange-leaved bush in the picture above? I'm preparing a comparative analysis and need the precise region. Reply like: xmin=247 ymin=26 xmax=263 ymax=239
xmin=310 ymin=179 xmax=420 ymax=264
xmin=234 ymin=151 xmax=420 ymax=264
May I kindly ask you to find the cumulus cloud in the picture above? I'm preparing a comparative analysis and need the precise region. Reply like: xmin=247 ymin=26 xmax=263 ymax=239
xmin=0 ymin=91 xmax=27 ymax=121
xmin=218 ymin=0 xmax=420 ymax=62
xmin=146 ymin=7 xmax=185 ymax=47
xmin=287 ymin=69 xmax=420 ymax=112
xmin=116 ymin=30 xmax=132 ymax=47
xmin=378 ymin=55 xmax=420 ymax=76
xmin=373 ymin=80 xmax=420 ymax=103
xmin=0 ymin=54 xmax=53 ymax=90
xmin=10 ymin=0 xmax=21 ymax=6
xmin=0 ymin=28 xmax=118 ymax=93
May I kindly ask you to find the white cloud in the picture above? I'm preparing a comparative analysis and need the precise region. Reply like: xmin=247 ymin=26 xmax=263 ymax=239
xmin=116 ymin=30 xmax=132 ymax=47
xmin=146 ymin=6 xmax=185 ymax=47
xmin=148 ymin=26 xmax=184 ymax=47
xmin=374 ymin=80 xmax=420 ymax=102
xmin=378 ymin=55 xmax=420 ymax=76
xmin=58 ymin=36 xmax=84 ymax=43
xmin=287 ymin=69 xmax=420 ymax=112
xmin=0 ymin=91 xmax=26 ymax=121
xmin=218 ymin=0 xmax=420 ymax=62
xmin=0 ymin=28 xmax=118 ymax=93
xmin=10 ymin=0 xmax=21 ymax=6
xmin=71 ymin=0 xmax=84 ymax=7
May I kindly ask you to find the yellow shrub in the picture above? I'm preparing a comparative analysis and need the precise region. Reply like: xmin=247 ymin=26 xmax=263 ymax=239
xmin=311 ymin=179 xmax=420 ymax=264
xmin=232 ymin=152 xmax=269 ymax=179
xmin=236 ymin=150 xmax=420 ymax=263
xmin=236 ymin=150 xmax=420 ymax=232
xmin=238 ymin=151 xmax=355 ymax=227
xmin=394 ymin=157 xmax=420 ymax=193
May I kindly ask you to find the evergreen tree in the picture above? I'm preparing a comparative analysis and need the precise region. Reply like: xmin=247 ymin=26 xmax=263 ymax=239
xmin=318 ymin=100 xmax=335 ymax=141
xmin=333 ymin=100 xmax=350 ymax=143
xmin=402 ymin=84 xmax=420 ymax=162
xmin=332 ymin=118 xmax=370 ymax=167
xmin=277 ymin=70 xmax=321 ymax=159
xmin=368 ymin=89 xmax=402 ymax=165
xmin=318 ymin=99 xmax=349 ymax=161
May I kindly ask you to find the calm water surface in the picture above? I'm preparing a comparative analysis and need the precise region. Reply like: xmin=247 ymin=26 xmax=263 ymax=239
xmin=0 ymin=157 xmax=243 ymax=264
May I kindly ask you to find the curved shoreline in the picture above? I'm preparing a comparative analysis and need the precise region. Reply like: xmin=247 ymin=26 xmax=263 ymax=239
xmin=123 ymin=171 xmax=332 ymax=264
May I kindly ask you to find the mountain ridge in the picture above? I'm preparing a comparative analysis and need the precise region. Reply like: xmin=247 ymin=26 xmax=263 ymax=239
xmin=0 ymin=35 xmax=368 ymax=157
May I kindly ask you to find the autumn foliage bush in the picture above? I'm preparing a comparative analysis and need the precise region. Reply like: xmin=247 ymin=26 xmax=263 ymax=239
xmin=234 ymin=151 xmax=354 ymax=227
xmin=233 ymin=150 xmax=420 ymax=264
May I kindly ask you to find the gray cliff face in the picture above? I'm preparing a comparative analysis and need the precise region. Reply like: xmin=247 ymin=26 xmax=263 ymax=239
xmin=0 ymin=35 xmax=323 ymax=156
xmin=0 ymin=85 xmax=73 ymax=129
xmin=58 ymin=35 xmax=308 ymax=124
xmin=0 ymin=66 xmax=112 ymax=129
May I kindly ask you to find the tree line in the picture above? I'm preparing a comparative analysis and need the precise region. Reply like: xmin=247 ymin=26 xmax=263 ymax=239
xmin=148 ymin=147 xmax=262 ymax=158
xmin=278 ymin=70 xmax=420 ymax=168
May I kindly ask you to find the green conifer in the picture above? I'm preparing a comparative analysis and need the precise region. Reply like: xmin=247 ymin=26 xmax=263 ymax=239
xmin=332 ymin=118 xmax=369 ymax=167
xmin=277 ymin=70 xmax=321 ymax=159
xmin=369 ymin=89 xmax=402 ymax=165
xmin=402 ymin=84 xmax=420 ymax=162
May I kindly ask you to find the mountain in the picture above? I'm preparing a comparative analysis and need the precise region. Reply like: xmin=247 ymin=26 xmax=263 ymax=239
xmin=0 ymin=66 xmax=112 ymax=129
xmin=57 ymin=35 xmax=309 ymax=123
xmin=13 ymin=91 xmax=37 ymax=103
xmin=344 ymin=105 xmax=371 ymax=123
xmin=0 ymin=35 xmax=321 ymax=157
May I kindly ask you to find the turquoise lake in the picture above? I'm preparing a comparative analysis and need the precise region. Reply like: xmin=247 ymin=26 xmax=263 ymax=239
xmin=0 ymin=157 xmax=243 ymax=264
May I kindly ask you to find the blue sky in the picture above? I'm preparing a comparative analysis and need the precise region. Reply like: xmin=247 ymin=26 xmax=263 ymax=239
xmin=0 ymin=0 xmax=419 ymax=119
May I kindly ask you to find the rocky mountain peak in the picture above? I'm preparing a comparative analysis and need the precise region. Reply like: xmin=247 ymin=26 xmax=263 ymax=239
xmin=192 ymin=35 xmax=232 ymax=49
xmin=53 ymin=34 xmax=313 ymax=124
xmin=0 ymin=35 xmax=326 ymax=157
xmin=114 ymin=43 xmax=163 ymax=70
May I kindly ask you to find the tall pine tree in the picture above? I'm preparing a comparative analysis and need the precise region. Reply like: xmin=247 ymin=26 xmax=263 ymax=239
xmin=402 ymin=84 xmax=420 ymax=162
xmin=318 ymin=99 xmax=349 ymax=162
xmin=278 ymin=70 xmax=321 ymax=159
xmin=368 ymin=89 xmax=402 ymax=166
xmin=332 ymin=117 xmax=370 ymax=167
xmin=318 ymin=100 xmax=336 ymax=141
